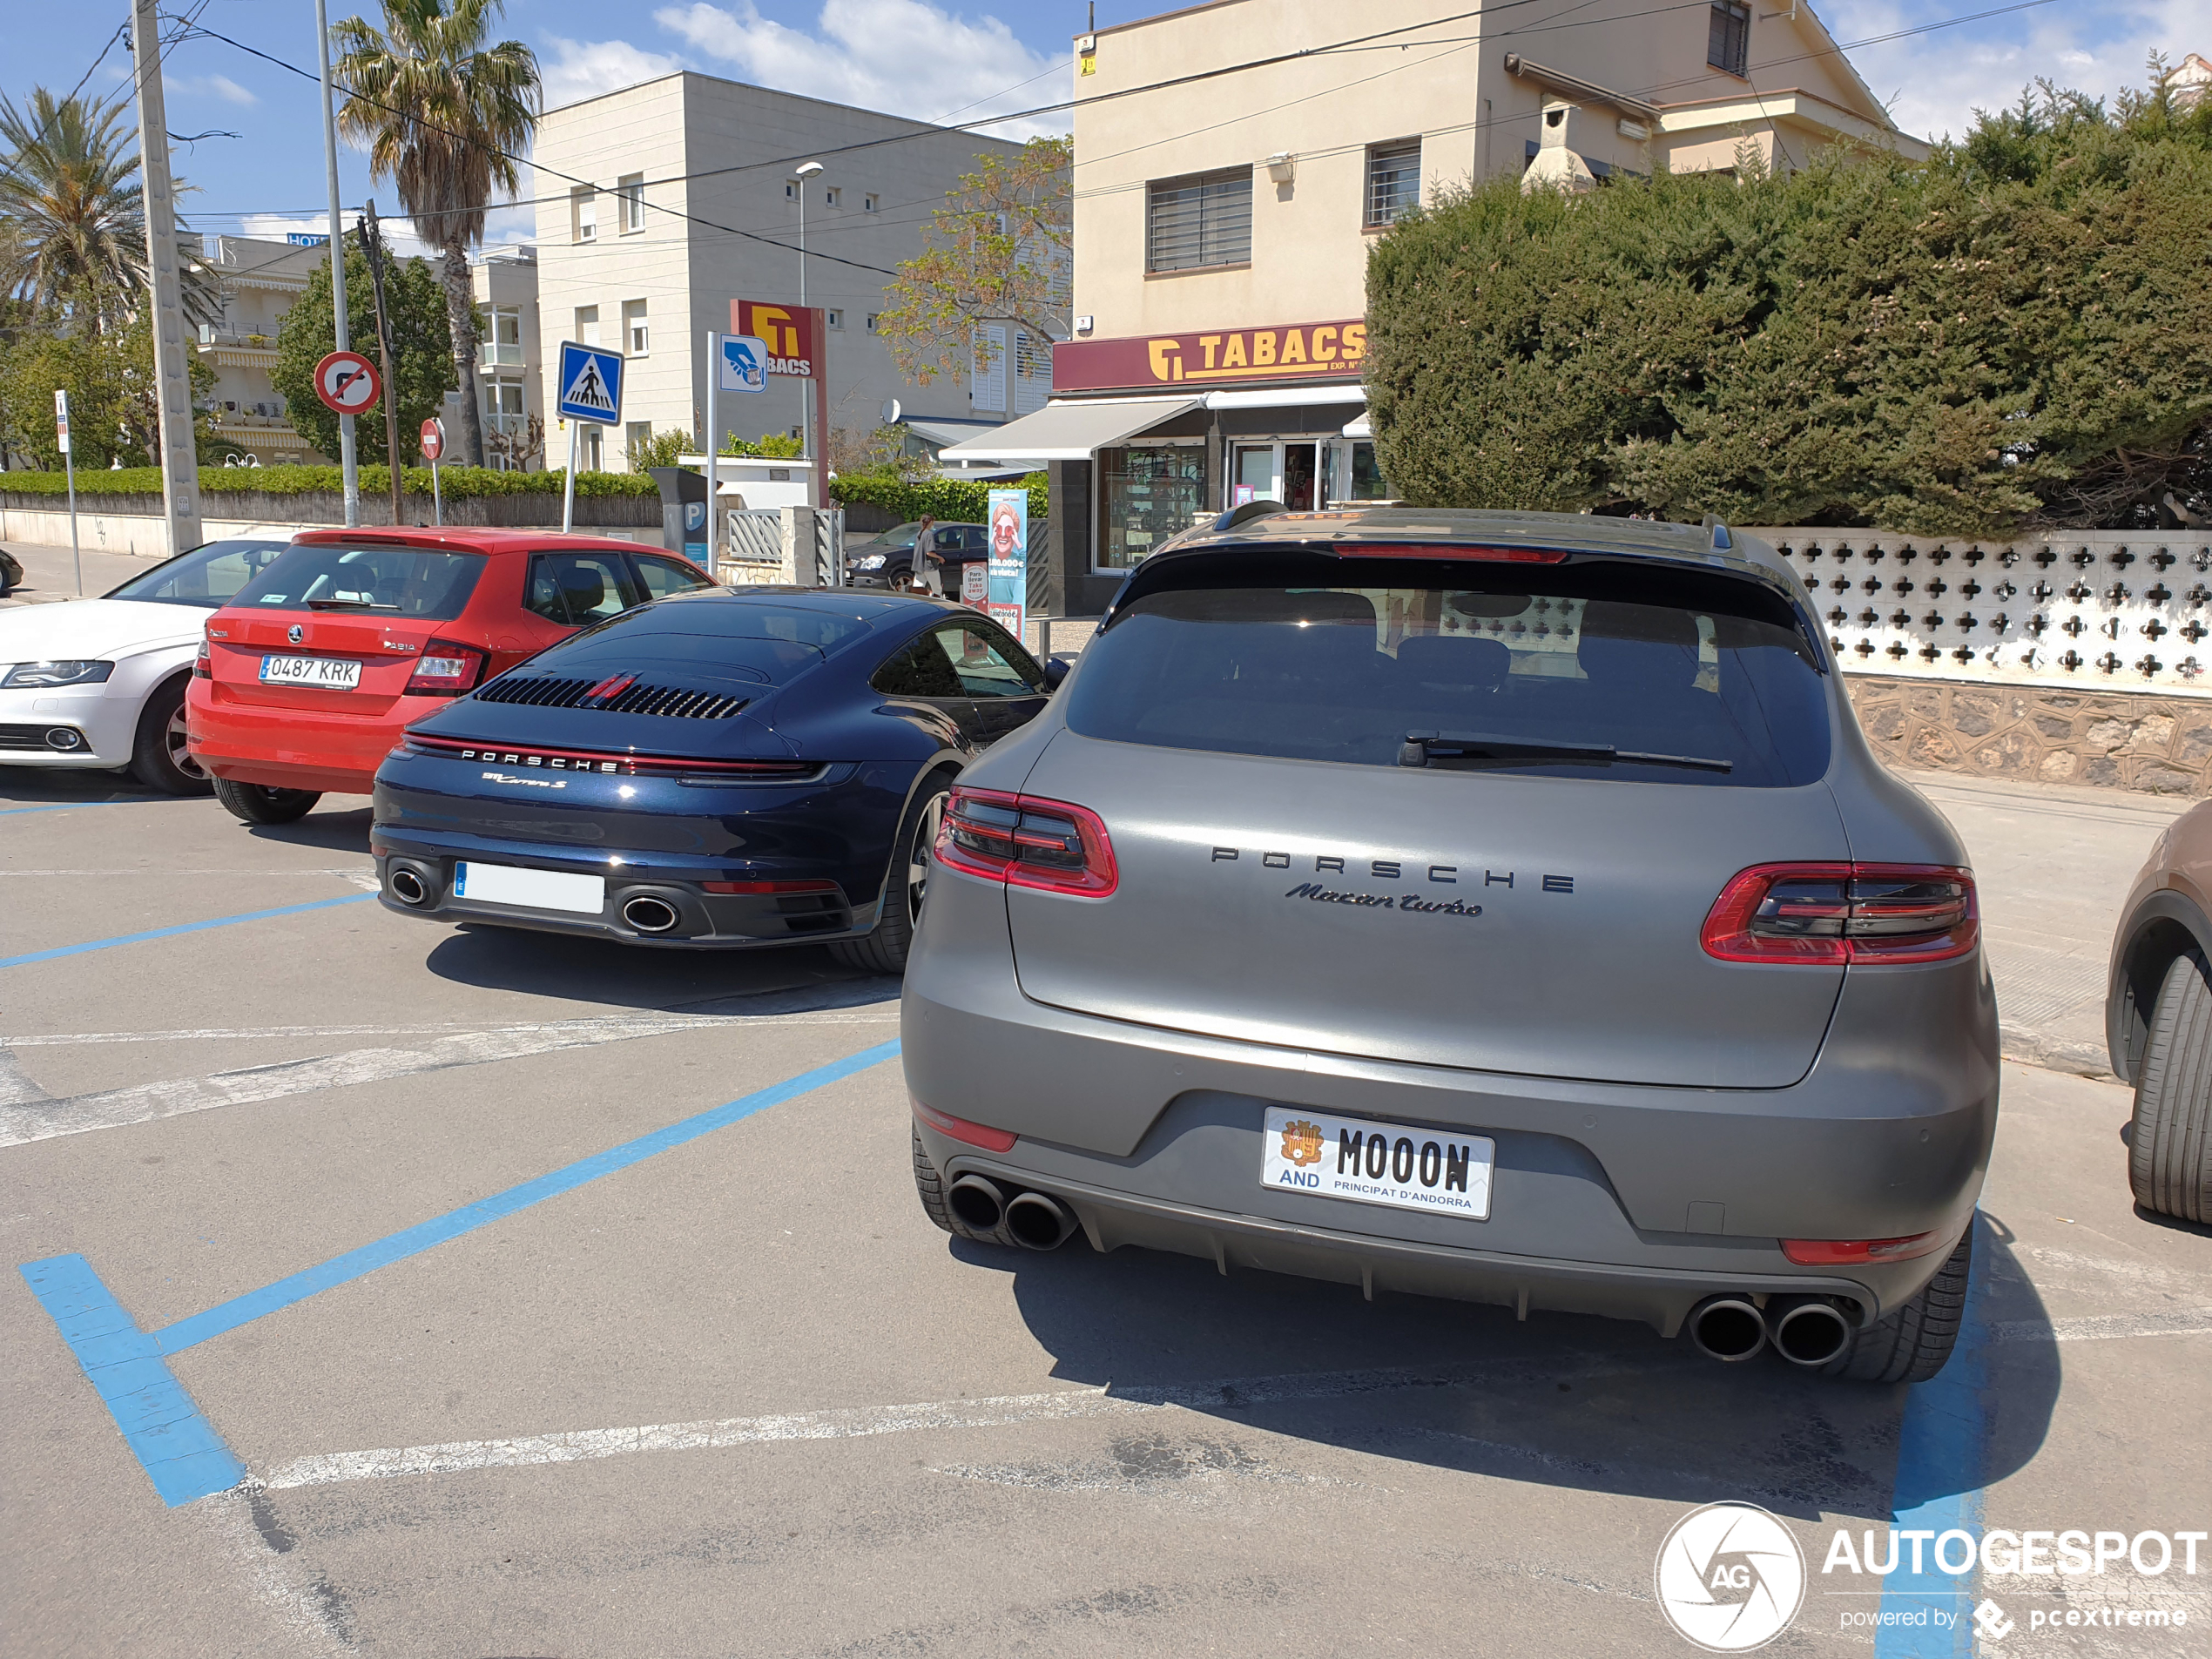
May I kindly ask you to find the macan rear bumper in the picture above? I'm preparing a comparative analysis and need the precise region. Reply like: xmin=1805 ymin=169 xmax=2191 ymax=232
xmin=900 ymin=872 xmax=2000 ymax=1332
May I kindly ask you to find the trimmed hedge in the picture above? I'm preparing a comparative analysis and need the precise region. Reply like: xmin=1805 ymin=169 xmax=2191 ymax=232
xmin=0 ymin=464 xmax=657 ymax=499
xmin=828 ymin=469 xmax=1048 ymax=524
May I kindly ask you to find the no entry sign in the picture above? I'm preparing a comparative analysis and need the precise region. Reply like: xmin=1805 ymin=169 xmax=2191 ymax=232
xmin=314 ymin=350 xmax=381 ymax=415
xmin=419 ymin=417 xmax=445 ymax=461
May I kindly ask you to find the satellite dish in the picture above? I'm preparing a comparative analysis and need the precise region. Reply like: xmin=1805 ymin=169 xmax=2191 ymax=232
xmin=880 ymin=397 xmax=902 ymax=425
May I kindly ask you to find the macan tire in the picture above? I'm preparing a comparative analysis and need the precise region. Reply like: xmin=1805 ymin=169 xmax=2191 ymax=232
xmin=128 ymin=677 xmax=213 ymax=796
xmin=2128 ymin=953 xmax=2212 ymax=1224
xmin=1820 ymin=1226 xmax=1972 ymax=1384
xmin=911 ymin=1126 xmax=1011 ymax=1245
xmin=829 ymin=777 xmax=951 ymax=974
xmin=212 ymin=777 xmax=321 ymax=826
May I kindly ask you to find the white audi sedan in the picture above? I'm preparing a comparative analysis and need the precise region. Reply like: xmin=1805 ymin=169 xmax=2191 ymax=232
xmin=0 ymin=537 xmax=291 ymax=792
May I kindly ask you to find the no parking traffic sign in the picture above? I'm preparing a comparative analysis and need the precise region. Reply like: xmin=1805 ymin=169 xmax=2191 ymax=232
xmin=420 ymin=417 xmax=445 ymax=461
xmin=314 ymin=350 xmax=381 ymax=416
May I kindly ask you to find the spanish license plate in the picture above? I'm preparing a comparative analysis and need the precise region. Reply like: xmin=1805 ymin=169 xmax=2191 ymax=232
xmin=452 ymin=861 xmax=605 ymax=914
xmin=1261 ymin=1105 xmax=1495 ymax=1220
xmin=259 ymin=654 xmax=361 ymax=690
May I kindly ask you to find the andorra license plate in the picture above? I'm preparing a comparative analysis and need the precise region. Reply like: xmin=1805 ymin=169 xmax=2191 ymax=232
xmin=1260 ymin=1105 xmax=1495 ymax=1220
xmin=259 ymin=654 xmax=361 ymax=690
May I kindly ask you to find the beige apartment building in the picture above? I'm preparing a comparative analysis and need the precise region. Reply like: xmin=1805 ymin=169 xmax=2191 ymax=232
xmin=196 ymin=236 xmax=327 ymax=467
xmin=530 ymin=73 xmax=1029 ymax=483
xmin=946 ymin=0 xmax=1925 ymax=617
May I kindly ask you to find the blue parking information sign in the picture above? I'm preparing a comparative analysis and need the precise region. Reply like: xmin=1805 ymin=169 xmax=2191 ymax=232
xmin=556 ymin=341 xmax=624 ymax=426
xmin=718 ymin=334 xmax=769 ymax=394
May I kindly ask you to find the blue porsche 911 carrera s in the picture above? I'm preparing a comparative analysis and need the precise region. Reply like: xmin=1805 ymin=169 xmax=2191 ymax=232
xmin=370 ymin=587 xmax=1060 ymax=969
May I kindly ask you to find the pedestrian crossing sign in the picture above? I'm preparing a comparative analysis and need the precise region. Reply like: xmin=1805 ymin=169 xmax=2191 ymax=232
xmin=556 ymin=341 xmax=624 ymax=425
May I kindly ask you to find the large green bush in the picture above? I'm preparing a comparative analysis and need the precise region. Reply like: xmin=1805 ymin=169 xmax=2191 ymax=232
xmin=829 ymin=468 xmax=1047 ymax=524
xmin=0 ymin=463 xmax=655 ymax=497
xmin=1365 ymin=78 xmax=2212 ymax=533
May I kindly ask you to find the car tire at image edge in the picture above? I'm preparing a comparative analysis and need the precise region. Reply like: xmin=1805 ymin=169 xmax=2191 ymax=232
xmin=2128 ymin=952 xmax=2212 ymax=1224
xmin=212 ymin=776 xmax=322 ymax=826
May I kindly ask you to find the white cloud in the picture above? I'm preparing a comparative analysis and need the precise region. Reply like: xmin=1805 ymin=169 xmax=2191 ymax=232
xmin=651 ymin=0 xmax=1069 ymax=138
xmin=540 ymin=35 xmax=685 ymax=110
xmin=172 ymin=72 xmax=259 ymax=106
xmin=1821 ymin=0 xmax=2208 ymax=145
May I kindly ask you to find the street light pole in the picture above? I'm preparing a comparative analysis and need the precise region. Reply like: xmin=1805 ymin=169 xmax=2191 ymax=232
xmin=794 ymin=159 xmax=824 ymax=507
xmin=314 ymin=0 xmax=361 ymax=529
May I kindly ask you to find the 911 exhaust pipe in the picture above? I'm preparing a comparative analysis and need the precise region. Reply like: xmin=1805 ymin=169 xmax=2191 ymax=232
xmin=621 ymin=895 xmax=681 ymax=934
xmin=387 ymin=867 xmax=429 ymax=907
xmin=948 ymin=1174 xmax=1006 ymax=1233
xmin=1687 ymin=1295 xmax=1768 ymax=1362
xmin=1004 ymin=1191 xmax=1076 ymax=1250
xmin=1767 ymin=1297 xmax=1855 ymax=1368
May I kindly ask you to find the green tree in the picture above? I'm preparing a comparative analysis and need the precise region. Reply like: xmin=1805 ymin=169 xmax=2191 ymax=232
xmin=271 ymin=230 xmax=455 ymax=464
xmin=0 ymin=311 xmax=215 ymax=469
xmin=333 ymin=0 xmax=539 ymax=469
xmin=0 ymin=88 xmax=217 ymax=330
xmin=875 ymin=137 xmax=1070 ymax=389
xmin=1364 ymin=69 xmax=2212 ymax=533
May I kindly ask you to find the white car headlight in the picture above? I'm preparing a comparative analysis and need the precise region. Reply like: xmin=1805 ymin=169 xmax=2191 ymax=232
xmin=854 ymin=554 xmax=887 ymax=570
xmin=3 ymin=660 xmax=115 ymax=688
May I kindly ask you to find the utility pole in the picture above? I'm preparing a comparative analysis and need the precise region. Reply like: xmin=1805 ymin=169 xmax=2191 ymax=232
xmin=130 ymin=0 xmax=203 ymax=556
xmin=794 ymin=159 xmax=824 ymax=507
xmin=314 ymin=0 xmax=361 ymax=528
xmin=360 ymin=200 xmax=406 ymax=526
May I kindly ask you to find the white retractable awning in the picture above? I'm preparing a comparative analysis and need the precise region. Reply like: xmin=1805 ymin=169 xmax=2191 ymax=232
xmin=1201 ymin=385 xmax=1368 ymax=410
xmin=935 ymin=395 xmax=1200 ymax=462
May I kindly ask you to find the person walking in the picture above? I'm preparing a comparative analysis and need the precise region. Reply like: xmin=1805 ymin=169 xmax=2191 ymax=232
xmin=911 ymin=516 xmax=946 ymax=597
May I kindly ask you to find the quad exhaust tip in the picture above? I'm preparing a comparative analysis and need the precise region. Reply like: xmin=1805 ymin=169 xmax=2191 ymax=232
xmin=948 ymin=1174 xmax=1005 ymax=1233
xmin=1687 ymin=1296 xmax=1768 ymax=1362
xmin=1769 ymin=1297 xmax=1854 ymax=1368
xmin=387 ymin=867 xmax=428 ymax=907
xmin=1005 ymin=1191 xmax=1076 ymax=1251
xmin=622 ymin=895 xmax=682 ymax=934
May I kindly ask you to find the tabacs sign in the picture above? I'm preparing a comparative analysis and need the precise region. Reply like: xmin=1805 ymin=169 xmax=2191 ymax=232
xmin=1054 ymin=318 xmax=1367 ymax=394
xmin=730 ymin=301 xmax=819 ymax=379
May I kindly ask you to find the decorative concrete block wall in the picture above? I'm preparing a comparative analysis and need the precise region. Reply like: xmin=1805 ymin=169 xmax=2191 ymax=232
xmin=1845 ymin=676 xmax=2212 ymax=795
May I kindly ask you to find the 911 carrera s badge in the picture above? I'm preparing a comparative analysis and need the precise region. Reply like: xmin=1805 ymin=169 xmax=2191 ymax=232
xmin=1278 ymin=1119 xmax=1327 ymax=1168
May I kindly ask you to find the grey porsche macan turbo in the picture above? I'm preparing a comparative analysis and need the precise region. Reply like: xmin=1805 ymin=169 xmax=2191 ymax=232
xmin=901 ymin=509 xmax=1998 ymax=1383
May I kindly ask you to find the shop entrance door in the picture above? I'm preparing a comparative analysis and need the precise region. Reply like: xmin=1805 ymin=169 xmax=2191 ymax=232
xmin=1282 ymin=442 xmax=1319 ymax=510
xmin=1231 ymin=445 xmax=1274 ymax=507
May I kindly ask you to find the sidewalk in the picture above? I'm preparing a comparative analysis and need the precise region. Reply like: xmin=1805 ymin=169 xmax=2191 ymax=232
xmin=0 ymin=537 xmax=163 ymax=606
xmin=1903 ymin=768 xmax=2185 ymax=1079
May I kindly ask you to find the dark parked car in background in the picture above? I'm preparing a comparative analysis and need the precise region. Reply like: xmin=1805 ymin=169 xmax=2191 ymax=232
xmin=904 ymin=509 xmax=1999 ymax=1383
xmin=2105 ymin=803 xmax=2212 ymax=1224
xmin=845 ymin=522 xmax=987 ymax=591
xmin=374 ymin=590 xmax=1057 ymax=970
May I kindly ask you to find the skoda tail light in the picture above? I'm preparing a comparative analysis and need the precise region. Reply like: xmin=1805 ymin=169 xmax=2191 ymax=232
xmin=405 ymin=640 xmax=487 ymax=698
xmin=192 ymin=640 xmax=212 ymax=679
xmin=1703 ymin=862 xmax=1977 ymax=964
xmin=936 ymin=786 xmax=1117 ymax=898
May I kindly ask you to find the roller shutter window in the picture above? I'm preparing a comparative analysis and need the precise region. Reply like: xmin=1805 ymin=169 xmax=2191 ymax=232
xmin=1708 ymin=2 xmax=1750 ymax=75
xmin=1145 ymin=167 xmax=1253 ymax=273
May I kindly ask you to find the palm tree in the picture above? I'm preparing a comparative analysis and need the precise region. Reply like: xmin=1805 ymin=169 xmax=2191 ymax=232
xmin=334 ymin=0 xmax=537 ymax=467
xmin=0 ymin=88 xmax=215 ymax=330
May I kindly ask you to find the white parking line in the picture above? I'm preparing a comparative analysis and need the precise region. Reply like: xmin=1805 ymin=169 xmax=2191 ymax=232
xmin=1991 ymin=1309 xmax=2212 ymax=1343
xmin=0 ymin=1011 xmax=896 ymax=1146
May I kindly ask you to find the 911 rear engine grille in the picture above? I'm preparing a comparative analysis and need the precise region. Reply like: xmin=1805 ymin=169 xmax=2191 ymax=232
xmin=475 ymin=674 xmax=750 ymax=719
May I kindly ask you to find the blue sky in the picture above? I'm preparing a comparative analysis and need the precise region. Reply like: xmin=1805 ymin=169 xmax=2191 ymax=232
xmin=4 ymin=0 xmax=2202 ymax=258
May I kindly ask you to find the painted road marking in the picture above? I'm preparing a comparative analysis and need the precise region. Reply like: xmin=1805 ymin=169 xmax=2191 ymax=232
xmin=18 ymin=1254 xmax=246 ymax=1507
xmin=254 ymin=1358 xmax=1645 ymax=1490
xmin=1871 ymin=1218 xmax=1992 ymax=1659
xmin=0 ymin=799 xmax=171 ymax=818
xmin=2 ymin=1011 xmax=898 ymax=1145
xmin=1992 ymin=1308 xmax=2212 ymax=1342
xmin=0 ymin=894 xmax=375 ymax=970
xmin=152 ymin=1040 xmax=903 ymax=1354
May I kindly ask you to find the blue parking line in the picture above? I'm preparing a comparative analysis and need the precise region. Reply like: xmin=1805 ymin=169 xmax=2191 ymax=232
xmin=1872 ymin=1213 xmax=1993 ymax=1659
xmin=18 ymin=1254 xmax=246 ymax=1507
xmin=155 ymin=1039 xmax=903 ymax=1354
xmin=0 ymin=798 xmax=162 ymax=818
xmin=0 ymin=893 xmax=375 ymax=969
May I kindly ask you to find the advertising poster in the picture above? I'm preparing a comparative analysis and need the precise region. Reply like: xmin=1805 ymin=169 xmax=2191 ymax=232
xmin=985 ymin=489 xmax=1028 ymax=644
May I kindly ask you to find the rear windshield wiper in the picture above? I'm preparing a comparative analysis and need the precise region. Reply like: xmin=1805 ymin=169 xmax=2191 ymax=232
xmin=1399 ymin=731 xmax=1732 ymax=773
xmin=304 ymin=597 xmax=400 ymax=610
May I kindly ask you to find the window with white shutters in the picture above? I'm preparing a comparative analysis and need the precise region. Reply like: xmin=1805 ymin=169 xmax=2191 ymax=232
xmin=1145 ymin=167 xmax=1252 ymax=273
xmin=972 ymin=323 xmax=1008 ymax=412
xmin=1013 ymin=331 xmax=1051 ymax=415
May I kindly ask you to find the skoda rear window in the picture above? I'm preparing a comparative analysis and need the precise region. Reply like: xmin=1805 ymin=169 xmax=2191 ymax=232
xmin=1063 ymin=556 xmax=1830 ymax=786
xmin=231 ymin=544 xmax=484 ymax=619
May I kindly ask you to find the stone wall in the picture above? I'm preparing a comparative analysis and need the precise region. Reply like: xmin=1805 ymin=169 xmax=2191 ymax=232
xmin=1846 ymin=676 xmax=2212 ymax=796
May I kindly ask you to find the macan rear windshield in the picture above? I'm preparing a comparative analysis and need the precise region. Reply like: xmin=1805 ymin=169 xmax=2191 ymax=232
xmin=229 ymin=543 xmax=484 ymax=620
xmin=1063 ymin=553 xmax=1831 ymax=787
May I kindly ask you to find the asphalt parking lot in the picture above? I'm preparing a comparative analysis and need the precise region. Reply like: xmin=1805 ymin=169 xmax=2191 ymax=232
xmin=4 ymin=764 xmax=2209 ymax=1657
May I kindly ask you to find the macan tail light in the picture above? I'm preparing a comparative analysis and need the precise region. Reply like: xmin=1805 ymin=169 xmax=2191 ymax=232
xmin=404 ymin=640 xmax=488 ymax=698
xmin=912 ymin=1096 xmax=1017 ymax=1153
xmin=1782 ymin=1231 xmax=1948 ymax=1266
xmin=936 ymin=786 xmax=1118 ymax=898
xmin=1332 ymin=542 xmax=1569 ymax=563
xmin=1702 ymin=862 xmax=1977 ymax=965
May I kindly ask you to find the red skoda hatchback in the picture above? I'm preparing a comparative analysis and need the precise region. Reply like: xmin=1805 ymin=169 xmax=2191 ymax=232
xmin=186 ymin=528 xmax=713 ymax=822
